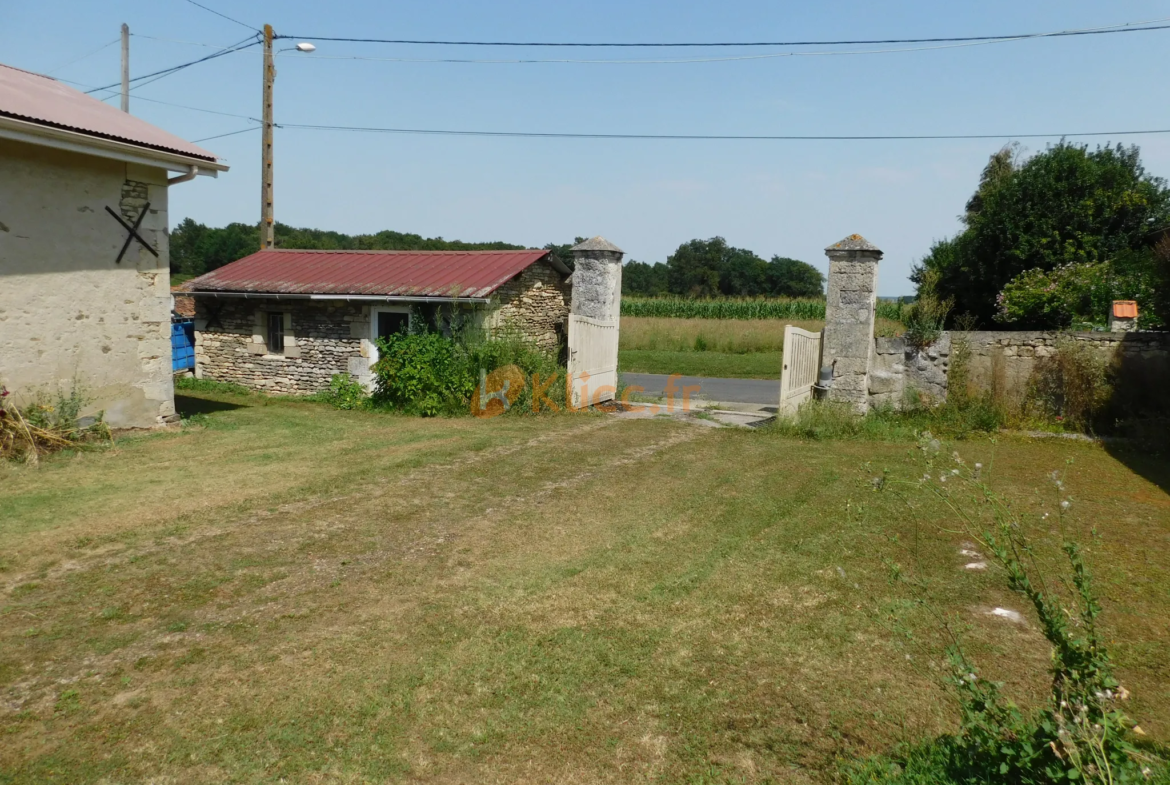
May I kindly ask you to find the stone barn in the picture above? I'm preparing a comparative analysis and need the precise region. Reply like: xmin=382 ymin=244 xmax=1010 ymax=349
xmin=0 ymin=62 xmax=227 ymax=427
xmin=187 ymin=248 xmax=572 ymax=394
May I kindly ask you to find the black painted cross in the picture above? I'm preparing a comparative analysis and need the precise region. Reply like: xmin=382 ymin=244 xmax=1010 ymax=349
xmin=105 ymin=203 xmax=160 ymax=264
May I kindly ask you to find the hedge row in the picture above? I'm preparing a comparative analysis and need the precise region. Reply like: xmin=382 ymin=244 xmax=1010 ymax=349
xmin=621 ymin=297 xmax=906 ymax=322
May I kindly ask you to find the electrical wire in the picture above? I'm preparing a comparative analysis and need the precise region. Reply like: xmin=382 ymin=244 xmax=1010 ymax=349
xmin=179 ymin=0 xmax=259 ymax=33
xmin=275 ymin=35 xmax=1085 ymax=64
xmin=275 ymin=16 xmax=1170 ymax=48
xmin=84 ymin=34 xmax=260 ymax=94
xmin=193 ymin=126 xmax=262 ymax=143
xmin=55 ymin=77 xmax=258 ymax=121
xmin=275 ymin=122 xmax=1170 ymax=141
xmin=44 ymin=37 xmax=121 ymax=75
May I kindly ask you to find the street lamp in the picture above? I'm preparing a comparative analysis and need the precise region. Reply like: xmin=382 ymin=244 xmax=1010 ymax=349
xmin=278 ymin=42 xmax=316 ymax=53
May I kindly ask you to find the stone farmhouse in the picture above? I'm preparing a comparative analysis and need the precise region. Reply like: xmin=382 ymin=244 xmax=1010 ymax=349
xmin=0 ymin=62 xmax=227 ymax=427
xmin=187 ymin=248 xmax=573 ymax=394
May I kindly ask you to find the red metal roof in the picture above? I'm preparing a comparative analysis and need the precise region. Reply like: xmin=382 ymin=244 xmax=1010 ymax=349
xmin=0 ymin=62 xmax=220 ymax=164
xmin=188 ymin=249 xmax=561 ymax=299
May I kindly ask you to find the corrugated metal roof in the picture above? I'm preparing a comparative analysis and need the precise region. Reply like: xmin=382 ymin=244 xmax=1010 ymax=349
xmin=187 ymin=249 xmax=561 ymax=299
xmin=0 ymin=62 xmax=220 ymax=164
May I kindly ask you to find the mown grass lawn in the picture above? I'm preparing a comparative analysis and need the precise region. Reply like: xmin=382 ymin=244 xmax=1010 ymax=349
xmin=1 ymin=390 xmax=1168 ymax=783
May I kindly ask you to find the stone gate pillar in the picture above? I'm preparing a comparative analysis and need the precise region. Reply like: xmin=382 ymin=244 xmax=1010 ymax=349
xmin=822 ymin=234 xmax=882 ymax=414
xmin=569 ymin=236 xmax=624 ymax=320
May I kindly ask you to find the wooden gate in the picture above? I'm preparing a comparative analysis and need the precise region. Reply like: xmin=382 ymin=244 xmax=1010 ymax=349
xmin=567 ymin=314 xmax=619 ymax=407
xmin=779 ymin=325 xmax=822 ymax=414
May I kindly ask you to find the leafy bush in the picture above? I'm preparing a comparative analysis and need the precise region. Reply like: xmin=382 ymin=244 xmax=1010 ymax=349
xmin=996 ymin=262 xmax=1119 ymax=329
xmin=904 ymin=270 xmax=953 ymax=349
xmin=849 ymin=437 xmax=1167 ymax=785
xmin=370 ymin=326 xmax=568 ymax=417
xmin=371 ymin=331 xmax=471 ymax=416
xmin=322 ymin=373 xmax=368 ymax=410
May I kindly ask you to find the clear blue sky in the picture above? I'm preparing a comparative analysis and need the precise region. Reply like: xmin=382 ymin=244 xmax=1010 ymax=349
xmin=6 ymin=1 xmax=1170 ymax=295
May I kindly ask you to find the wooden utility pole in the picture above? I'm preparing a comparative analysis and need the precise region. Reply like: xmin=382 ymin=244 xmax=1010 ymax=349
xmin=120 ymin=24 xmax=129 ymax=113
xmin=260 ymin=24 xmax=276 ymax=250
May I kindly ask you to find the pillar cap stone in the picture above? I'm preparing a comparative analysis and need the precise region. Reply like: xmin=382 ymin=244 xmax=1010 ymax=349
xmin=571 ymin=236 xmax=625 ymax=255
xmin=825 ymin=234 xmax=881 ymax=253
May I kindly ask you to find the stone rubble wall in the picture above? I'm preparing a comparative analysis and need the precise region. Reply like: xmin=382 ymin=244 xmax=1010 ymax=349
xmin=867 ymin=330 xmax=1170 ymax=409
xmin=485 ymin=260 xmax=571 ymax=352
xmin=195 ymin=299 xmax=371 ymax=395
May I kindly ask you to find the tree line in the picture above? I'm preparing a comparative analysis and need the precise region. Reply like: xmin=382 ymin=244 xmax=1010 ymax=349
xmin=623 ymin=238 xmax=824 ymax=298
xmin=171 ymin=222 xmax=825 ymax=299
xmin=170 ymin=219 xmax=528 ymax=277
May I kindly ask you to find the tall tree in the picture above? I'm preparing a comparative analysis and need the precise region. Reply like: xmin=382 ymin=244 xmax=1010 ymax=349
xmin=765 ymin=257 xmax=824 ymax=297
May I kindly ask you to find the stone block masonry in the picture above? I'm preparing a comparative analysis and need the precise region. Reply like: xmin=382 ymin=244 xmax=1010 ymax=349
xmin=821 ymin=235 xmax=882 ymax=414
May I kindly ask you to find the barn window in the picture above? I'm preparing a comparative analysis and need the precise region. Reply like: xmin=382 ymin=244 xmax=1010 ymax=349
xmin=267 ymin=312 xmax=285 ymax=353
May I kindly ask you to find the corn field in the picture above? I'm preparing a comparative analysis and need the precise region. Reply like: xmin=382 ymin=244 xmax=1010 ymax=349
xmin=621 ymin=297 xmax=906 ymax=322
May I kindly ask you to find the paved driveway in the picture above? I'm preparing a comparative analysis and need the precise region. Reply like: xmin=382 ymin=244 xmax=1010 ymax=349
xmin=621 ymin=372 xmax=778 ymax=406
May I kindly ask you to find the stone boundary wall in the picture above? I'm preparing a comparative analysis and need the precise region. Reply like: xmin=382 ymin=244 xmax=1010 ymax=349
xmin=487 ymin=260 xmax=571 ymax=352
xmin=195 ymin=300 xmax=370 ymax=395
xmin=868 ymin=330 xmax=1170 ymax=409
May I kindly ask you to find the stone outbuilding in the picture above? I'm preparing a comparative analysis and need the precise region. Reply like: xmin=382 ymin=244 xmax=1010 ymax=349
xmin=187 ymin=248 xmax=572 ymax=394
xmin=0 ymin=61 xmax=227 ymax=427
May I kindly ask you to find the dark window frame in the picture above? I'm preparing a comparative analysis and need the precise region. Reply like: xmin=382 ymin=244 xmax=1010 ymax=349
xmin=267 ymin=311 xmax=285 ymax=354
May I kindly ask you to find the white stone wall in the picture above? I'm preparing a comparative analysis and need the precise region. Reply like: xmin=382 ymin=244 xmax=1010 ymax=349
xmin=0 ymin=139 xmax=175 ymax=428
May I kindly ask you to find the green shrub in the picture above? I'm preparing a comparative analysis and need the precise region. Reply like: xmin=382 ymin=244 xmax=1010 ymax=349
xmin=371 ymin=331 xmax=470 ymax=416
xmin=903 ymin=270 xmax=953 ymax=349
xmin=996 ymin=262 xmax=1115 ymax=329
xmin=370 ymin=326 xmax=568 ymax=417
xmin=322 ymin=373 xmax=367 ymax=411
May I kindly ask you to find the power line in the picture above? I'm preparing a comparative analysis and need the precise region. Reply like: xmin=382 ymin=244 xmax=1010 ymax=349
xmin=193 ymin=126 xmax=262 ymax=143
xmin=278 ymin=36 xmax=1076 ymax=65
xmin=58 ymin=77 xmax=260 ymax=122
xmin=275 ymin=122 xmax=1170 ymax=141
xmin=179 ymin=0 xmax=259 ymax=33
xmin=44 ymin=37 xmax=120 ymax=75
xmin=84 ymin=34 xmax=259 ymax=94
xmin=275 ymin=16 xmax=1170 ymax=48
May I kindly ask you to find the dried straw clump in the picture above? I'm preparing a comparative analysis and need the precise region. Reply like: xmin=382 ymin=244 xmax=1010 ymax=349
xmin=0 ymin=387 xmax=113 ymax=464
